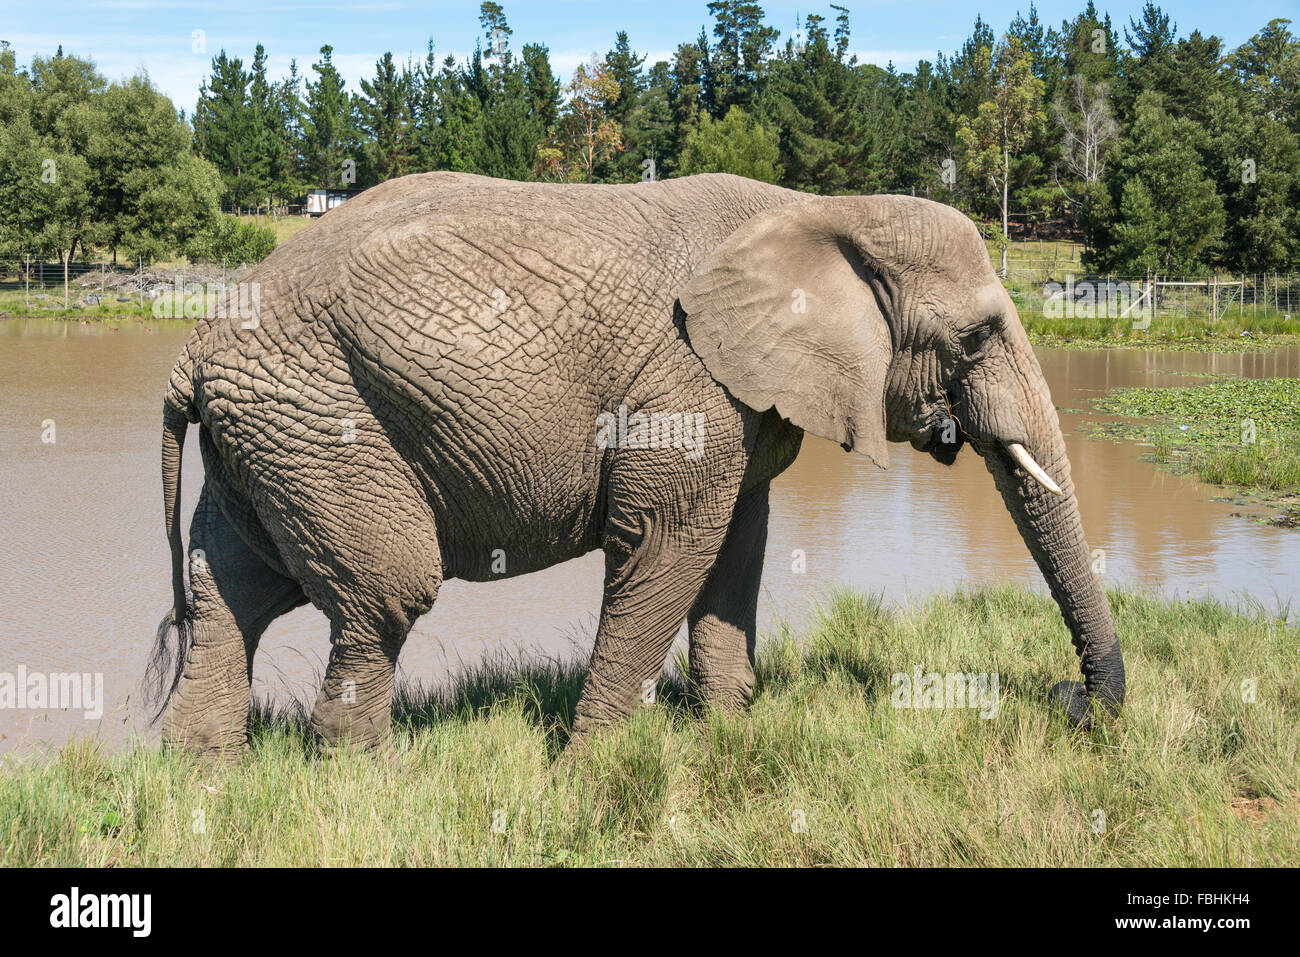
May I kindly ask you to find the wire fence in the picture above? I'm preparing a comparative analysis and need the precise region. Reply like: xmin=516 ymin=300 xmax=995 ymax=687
xmin=0 ymin=258 xmax=253 ymax=311
xmin=997 ymin=255 xmax=1299 ymax=324
xmin=219 ymin=205 xmax=308 ymax=218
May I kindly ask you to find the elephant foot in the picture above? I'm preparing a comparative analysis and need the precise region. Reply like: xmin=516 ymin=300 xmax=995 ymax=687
xmin=689 ymin=679 xmax=754 ymax=713
xmin=309 ymin=695 xmax=393 ymax=755
xmin=561 ymin=726 xmax=592 ymax=756
xmin=1048 ymin=680 xmax=1121 ymax=730
xmin=161 ymin=733 xmax=248 ymax=766
xmin=1048 ymin=680 xmax=1091 ymax=728
xmin=162 ymin=708 xmax=249 ymax=763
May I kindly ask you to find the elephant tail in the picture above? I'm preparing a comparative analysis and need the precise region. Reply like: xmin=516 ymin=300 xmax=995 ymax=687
xmin=146 ymin=369 xmax=198 ymax=723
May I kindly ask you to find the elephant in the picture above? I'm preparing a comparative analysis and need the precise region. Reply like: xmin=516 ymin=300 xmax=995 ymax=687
xmin=148 ymin=171 xmax=1125 ymax=759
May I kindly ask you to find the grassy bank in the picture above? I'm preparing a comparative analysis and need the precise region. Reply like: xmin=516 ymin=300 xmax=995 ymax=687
xmin=1024 ymin=324 xmax=1300 ymax=352
xmin=0 ymin=214 xmax=315 ymax=321
xmin=237 ymin=213 xmax=314 ymax=245
xmin=0 ymin=290 xmax=157 ymax=321
xmin=1 ymin=586 xmax=1295 ymax=866
xmin=1090 ymin=377 xmax=1300 ymax=525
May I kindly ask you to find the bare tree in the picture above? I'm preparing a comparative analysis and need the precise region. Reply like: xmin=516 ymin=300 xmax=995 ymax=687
xmin=1054 ymin=75 xmax=1118 ymax=186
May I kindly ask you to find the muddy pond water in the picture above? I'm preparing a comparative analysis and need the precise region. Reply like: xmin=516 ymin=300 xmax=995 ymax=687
xmin=3 ymin=319 xmax=1298 ymax=753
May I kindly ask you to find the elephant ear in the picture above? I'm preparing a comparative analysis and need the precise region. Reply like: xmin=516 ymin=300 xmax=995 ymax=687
xmin=679 ymin=199 xmax=896 ymax=469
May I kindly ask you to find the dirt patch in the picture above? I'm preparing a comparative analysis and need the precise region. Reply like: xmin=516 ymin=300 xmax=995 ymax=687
xmin=1231 ymin=792 xmax=1299 ymax=824
xmin=1231 ymin=796 xmax=1278 ymax=824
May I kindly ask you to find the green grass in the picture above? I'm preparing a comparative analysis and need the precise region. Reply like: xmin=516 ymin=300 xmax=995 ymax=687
xmin=1020 ymin=311 xmax=1299 ymax=349
xmin=1 ymin=586 xmax=1296 ymax=866
xmin=1091 ymin=378 xmax=1300 ymax=510
xmin=0 ymin=290 xmax=157 ymax=321
xmin=236 ymin=213 xmax=315 ymax=245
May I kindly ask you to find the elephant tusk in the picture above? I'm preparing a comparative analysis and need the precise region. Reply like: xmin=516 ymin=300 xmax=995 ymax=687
xmin=1006 ymin=442 xmax=1063 ymax=496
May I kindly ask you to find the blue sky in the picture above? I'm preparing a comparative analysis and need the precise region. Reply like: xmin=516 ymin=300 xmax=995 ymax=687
xmin=4 ymin=1 xmax=1294 ymax=114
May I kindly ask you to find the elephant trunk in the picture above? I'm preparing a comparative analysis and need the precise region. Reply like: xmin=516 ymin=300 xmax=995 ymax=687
xmin=981 ymin=425 xmax=1125 ymax=726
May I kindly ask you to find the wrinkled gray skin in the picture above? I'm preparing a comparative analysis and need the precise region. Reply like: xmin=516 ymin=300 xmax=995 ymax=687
xmin=151 ymin=171 xmax=1124 ymax=759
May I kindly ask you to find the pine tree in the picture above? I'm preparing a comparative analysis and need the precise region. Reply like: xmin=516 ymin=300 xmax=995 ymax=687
xmin=760 ymin=12 xmax=870 ymax=194
xmin=246 ymin=45 xmax=277 ymax=205
xmin=302 ymin=45 xmax=358 ymax=189
xmin=268 ymin=60 xmax=306 ymax=204
xmin=358 ymin=52 xmax=414 ymax=184
xmin=1117 ymin=2 xmax=1178 ymax=122
xmin=1204 ymin=83 xmax=1300 ymax=271
xmin=1091 ymin=91 xmax=1224 ymax=274
xmin=705 ymin=1 xmax=778 ymax=115
xmin=599 ymin=32 xmax=647 ymax=181
xmin=193 ymin=51 xmax=257 ymax=206
xmin=669 ymin=34 xmax=709 ymax=166
xmin=1228 ymin=18 xmax=1300 ymax=136
xmin=429 ymin=54 xmax=482 ymax=173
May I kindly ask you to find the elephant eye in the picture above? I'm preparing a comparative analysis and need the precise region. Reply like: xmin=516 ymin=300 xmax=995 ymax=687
xmin=959 ymin=323 xmax=995 ymax=358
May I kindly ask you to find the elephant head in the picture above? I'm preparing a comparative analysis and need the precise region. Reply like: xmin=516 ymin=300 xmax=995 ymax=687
xmin=679 ymin=194 xmax=1124 ymax=726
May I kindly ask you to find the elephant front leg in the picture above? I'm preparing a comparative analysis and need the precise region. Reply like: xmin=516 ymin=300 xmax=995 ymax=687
xmin=572 ymin=472 xmax=739 ymax=742
xmin=687 ymin=482 xmax=769 ymax=710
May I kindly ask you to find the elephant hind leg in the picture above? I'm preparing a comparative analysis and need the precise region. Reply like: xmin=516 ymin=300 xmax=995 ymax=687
xmin=687 ymin=481 xmax=770 ymax=709
xmin=310 ymin=616 xmax=414 ymax=753
xmin=304 ymin=502 xmax=443 ymax=754
xmin=162 ymin=486 xmax=306 ymax=761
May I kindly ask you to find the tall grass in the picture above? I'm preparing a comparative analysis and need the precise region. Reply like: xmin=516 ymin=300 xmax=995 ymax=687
xmin=236 ymin=214 xmax=315 ymax=246
xmin=1192 ymin=442 xmax=1300 ymax=491
xmin=2 ymin=586 xmax=1295 ymax=867
xmin=1019 ymin=308 xmax=1299 ymax=342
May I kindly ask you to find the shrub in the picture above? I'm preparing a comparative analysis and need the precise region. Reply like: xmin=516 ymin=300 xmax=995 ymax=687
xmin=187 ymin=217 xmax=277 ymax=265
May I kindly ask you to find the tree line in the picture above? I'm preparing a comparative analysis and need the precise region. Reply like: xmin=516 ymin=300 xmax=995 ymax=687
xmin=2 ymin=2 xmax=1298 ymax=274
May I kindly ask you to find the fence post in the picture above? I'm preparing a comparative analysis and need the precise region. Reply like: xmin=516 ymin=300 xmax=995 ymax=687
xmin=25 ymin=254 xmax=29 ymax=311
xmin=63 ymin=255 xmax=69 ymax=309
xmin=139 ymin=258 xmax=143 ymax=309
